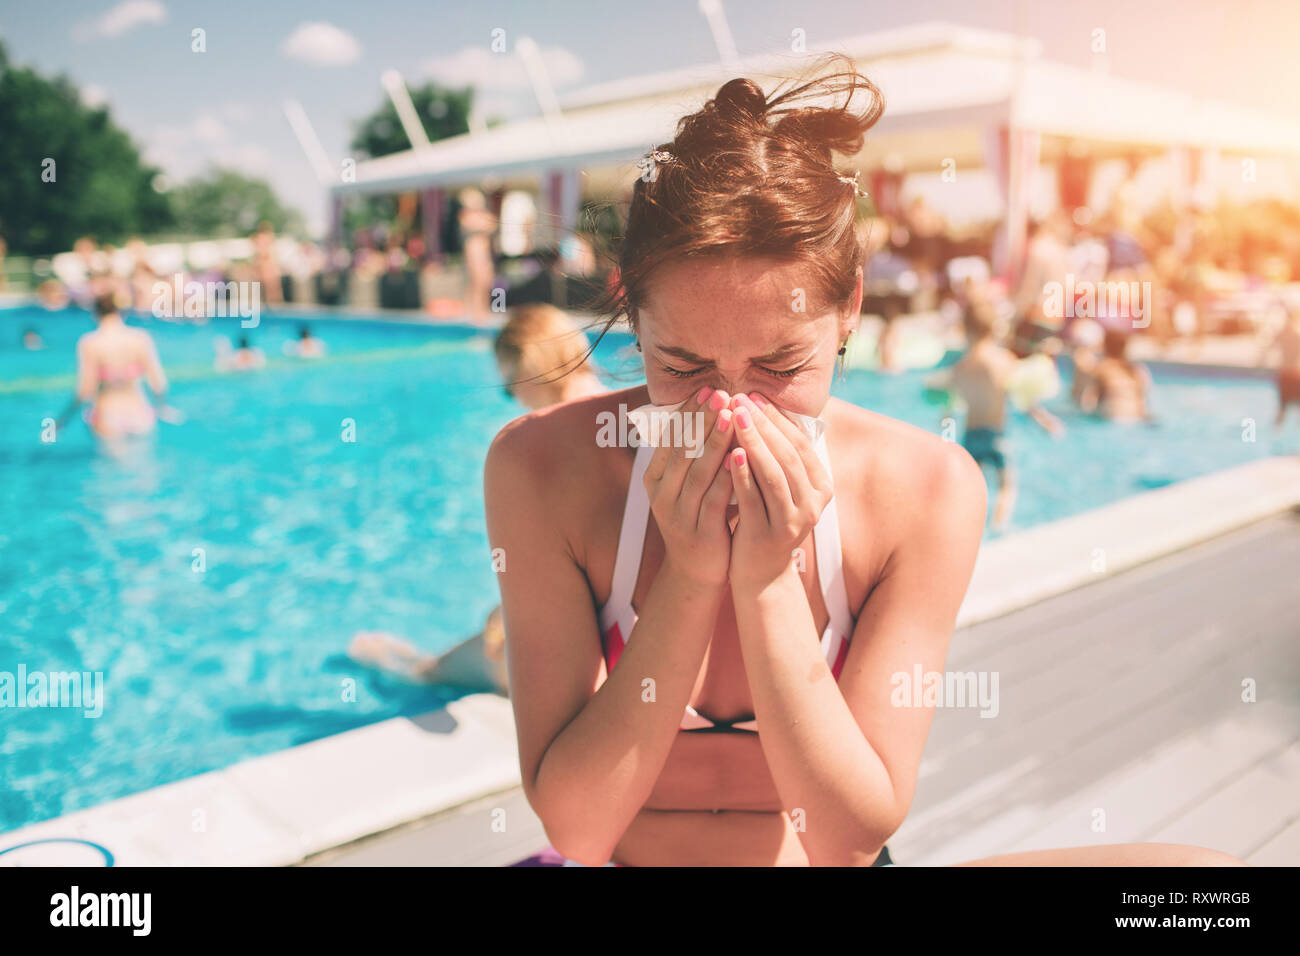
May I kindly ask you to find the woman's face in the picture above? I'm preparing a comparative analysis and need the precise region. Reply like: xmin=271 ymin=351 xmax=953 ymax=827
xmin=635 ymin=255 xmax=860 ymax=417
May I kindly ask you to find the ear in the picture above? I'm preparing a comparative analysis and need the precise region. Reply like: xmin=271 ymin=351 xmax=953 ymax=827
xmin=842 ymin=266 xmax=864 ymax=337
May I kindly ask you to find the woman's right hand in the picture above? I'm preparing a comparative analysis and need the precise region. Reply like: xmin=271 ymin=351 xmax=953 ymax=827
xmin=642 ymin=387 xmax=736 ymax=587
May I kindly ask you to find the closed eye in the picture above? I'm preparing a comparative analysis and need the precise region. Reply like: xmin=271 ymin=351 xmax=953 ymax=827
xmin=762 ymin=364 xmax=805 ymax=378
xmin=662 ymin=364 xmax=705 ymax=378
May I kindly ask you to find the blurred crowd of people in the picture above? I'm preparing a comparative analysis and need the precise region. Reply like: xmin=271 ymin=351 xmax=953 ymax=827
xmin=12 ymin=185 xmax=613 ymax=328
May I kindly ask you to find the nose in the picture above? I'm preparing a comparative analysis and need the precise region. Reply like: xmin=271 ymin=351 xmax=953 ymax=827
xmin=709 ymin=368 xmax=750 ymax=395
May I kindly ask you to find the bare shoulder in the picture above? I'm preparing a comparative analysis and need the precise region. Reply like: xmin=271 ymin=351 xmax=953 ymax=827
xmin=824 ymin=397 xmax=986 ymax=533
xmin=484 ymin=386 xmax=647 ymax=527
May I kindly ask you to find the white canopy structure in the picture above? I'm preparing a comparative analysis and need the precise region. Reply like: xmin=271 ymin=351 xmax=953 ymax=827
xmin=328 ymin=20 xmax=1300 ymax=279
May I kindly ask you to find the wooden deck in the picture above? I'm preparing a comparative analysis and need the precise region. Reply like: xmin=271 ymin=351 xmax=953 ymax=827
xmin=891 ymin=510 xmax=1300 ymax=866
xmin=305 ymin=510 xmax=1300 ymax=867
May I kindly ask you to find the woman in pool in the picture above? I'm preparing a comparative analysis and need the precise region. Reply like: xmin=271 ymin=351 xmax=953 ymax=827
xmin=1079 ymin=327 xmax=1154 ymax=424
xmin=349 ymin=304 xmax=604 ymax=693
xmin=57 ymin=291 xmax=174 ymax=441
xmin=485 ymin=59 xmax=1242 ymax=867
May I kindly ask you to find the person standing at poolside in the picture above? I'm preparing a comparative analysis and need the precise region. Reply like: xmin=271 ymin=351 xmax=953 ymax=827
xmin=348 ymin=303 xmax=605 ymax=693
xmin=252 ymin=222 xmax=284 ymax=307
xmin=56 ymin=291 xmax=176 ymax=441
xmin=458 ymin=188 xmax=498 ymax=324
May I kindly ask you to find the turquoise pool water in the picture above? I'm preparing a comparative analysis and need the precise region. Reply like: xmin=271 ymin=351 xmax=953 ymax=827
xmin=0 ymin=304 xmax=1292 ymax=832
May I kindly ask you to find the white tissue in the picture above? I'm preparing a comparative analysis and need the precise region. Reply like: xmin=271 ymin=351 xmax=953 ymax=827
xmin=625 ymin=398 xmax=826 ymax=505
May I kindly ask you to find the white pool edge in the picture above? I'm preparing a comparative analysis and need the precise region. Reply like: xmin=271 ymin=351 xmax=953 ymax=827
xmin=3 ymin=455 xmax=1298 ymax=866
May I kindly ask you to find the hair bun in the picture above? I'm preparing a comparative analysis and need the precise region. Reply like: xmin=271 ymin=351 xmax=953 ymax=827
xmin=712 ymin=78 xmax=768 ymax=122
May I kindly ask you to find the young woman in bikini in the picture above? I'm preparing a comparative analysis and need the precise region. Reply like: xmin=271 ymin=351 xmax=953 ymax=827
xmin=485 ymin=58 xmax=1243 ymax=867
xmin=58 ymin=290 xmax=175 ymax=442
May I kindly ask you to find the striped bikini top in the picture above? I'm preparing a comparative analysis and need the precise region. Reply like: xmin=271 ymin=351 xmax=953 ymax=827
xmin=597 ymin=432 xmax=855 ymax=732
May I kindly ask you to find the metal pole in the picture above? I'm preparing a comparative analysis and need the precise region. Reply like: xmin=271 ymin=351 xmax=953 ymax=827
xmin=282 ymin=98 xmax=335 ymax=185
xmin=381 ymin=69 xmax=432 ymax=151
xmin=516 ymin=36 xmax=562 ymax=124
xmin=698 ymin=0 xmax=740 ymax=72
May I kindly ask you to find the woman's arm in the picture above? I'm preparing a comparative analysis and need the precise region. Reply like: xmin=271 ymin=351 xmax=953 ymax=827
xmin=728 ymin=396 xmax=986 ymax=865
xmin=484 ymin=396 xmax=734 ymax=865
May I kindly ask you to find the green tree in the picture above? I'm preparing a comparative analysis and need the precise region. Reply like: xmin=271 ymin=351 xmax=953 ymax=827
xmin=168 ymin=167 xmax=303 ymax=238
xmin=349 ymin=81 xmax=473 ymax=159
xmin=343 ymin=82 xmax=476 ymax=239
xmin=0 ymin=41 xmax=172 ymax=254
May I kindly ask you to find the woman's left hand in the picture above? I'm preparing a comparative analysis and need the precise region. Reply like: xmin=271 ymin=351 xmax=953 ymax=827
xmin=724 ymin=392 xmax=833 ymax=592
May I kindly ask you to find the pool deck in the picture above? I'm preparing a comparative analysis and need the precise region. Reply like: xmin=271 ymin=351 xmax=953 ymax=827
xmin=891 ymin=508 xmax=1300 ymax=866
xmin=3 ymin=455 xmax=1299 ymax=866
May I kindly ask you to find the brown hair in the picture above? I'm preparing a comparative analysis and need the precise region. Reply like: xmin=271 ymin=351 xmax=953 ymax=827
xmin=588 ymin=53 xmax=884 ymax=344
xmin=963 ymin=298 xmax=998 ymax=341
xmin=94 ymin=290 xmax=119 ymax=319
xmin=494 ymin=303 xmax=596 ymax=390
xmin=1103 ymin=327 xmax=1130 ymax=360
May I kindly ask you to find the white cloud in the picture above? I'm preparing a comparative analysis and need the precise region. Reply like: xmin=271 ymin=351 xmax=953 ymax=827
xmin=423 ymin=44 xmax=584 ymax=92
xmin=80 ymin=84 xmax=110 ymax=109
xmin=192 ymin=114 xmax=228 ymax=143
xmin=281 ymin=22 xmax=362 ymax=67
xmin=95 ymin=1 xmax=167 ymax=38
xmin=144 ymin=114 xmax=271 ymax=178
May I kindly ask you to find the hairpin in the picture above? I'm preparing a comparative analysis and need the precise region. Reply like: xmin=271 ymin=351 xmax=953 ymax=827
xmin=836 ymin=169 xmax=869 ymax=198
xmin=636 ymin=148 xmax=676 ymax=183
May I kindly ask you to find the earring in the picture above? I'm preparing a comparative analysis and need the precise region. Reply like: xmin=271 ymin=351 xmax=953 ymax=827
xmin=635 ymin=340 xmax=642 ymax=352
xmin=837 ymin=341 xmax=848 ymax=356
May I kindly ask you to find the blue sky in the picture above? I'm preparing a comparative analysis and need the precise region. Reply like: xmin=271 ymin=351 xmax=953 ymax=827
xmin=2 ymin=0 xmax=1298 ymax=235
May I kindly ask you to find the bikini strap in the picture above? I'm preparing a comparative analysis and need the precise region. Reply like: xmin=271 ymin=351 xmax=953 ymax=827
xmin=812 ymin=434 xmax=855 ymax=654
xmin=601 ymin=441 xmax=654 ymax=631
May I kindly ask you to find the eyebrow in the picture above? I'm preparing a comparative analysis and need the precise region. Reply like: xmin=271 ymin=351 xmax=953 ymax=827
xmin=655 ymin=342 xmax=810 ymax=365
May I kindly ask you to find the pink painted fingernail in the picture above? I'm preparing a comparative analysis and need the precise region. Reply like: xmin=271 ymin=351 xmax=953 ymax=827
xmin=708 ymin=390 xmax=729 ymax=412
xmin=716 ymin=408 xmax=732 ymax=431
xmin=696 ymin=387 xmax=711 ymax=404
xmin=723 ymin=453 xmax=732 ymax=471
xmin=733 ymin=448 xmax=747 ymax=468
xmin=750 ymin=393 xmax=768 ymax=408
xmin=735 ymin=406 xmax=752 ymax=430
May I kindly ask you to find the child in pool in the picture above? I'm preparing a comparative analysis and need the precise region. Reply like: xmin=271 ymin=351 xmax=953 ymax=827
xmin=946 ymin=296 xmax=1063 ymax=531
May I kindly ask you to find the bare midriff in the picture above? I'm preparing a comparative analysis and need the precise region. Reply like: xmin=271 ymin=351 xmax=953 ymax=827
xmin=611 ymin=727 xmax=811 ymax=866
xmin=614 ymin=806 xmax=811 ymax=866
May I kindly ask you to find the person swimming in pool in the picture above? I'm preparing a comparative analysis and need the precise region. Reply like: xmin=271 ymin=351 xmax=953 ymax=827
xmin=218 ymin=335 xmax=266 ymax=372
xmin=348 ymin=303 xmax=606 ymax=694
xmin=285 ymin=324 xmax=327 ymax=359
xmin=1261 ymin=304 xmax=1300 ymax=426
xmin=55 ymin=291 xmax=176 ymax=441
xmin=484 ymin=59 xmax=1243 ymax=868
xmin=1078 ymin=327 xmax=1154 ymax=424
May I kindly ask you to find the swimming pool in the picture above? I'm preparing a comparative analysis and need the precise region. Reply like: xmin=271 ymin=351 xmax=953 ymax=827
xmin=0 ymin=304 xmax=1291 ymax=832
